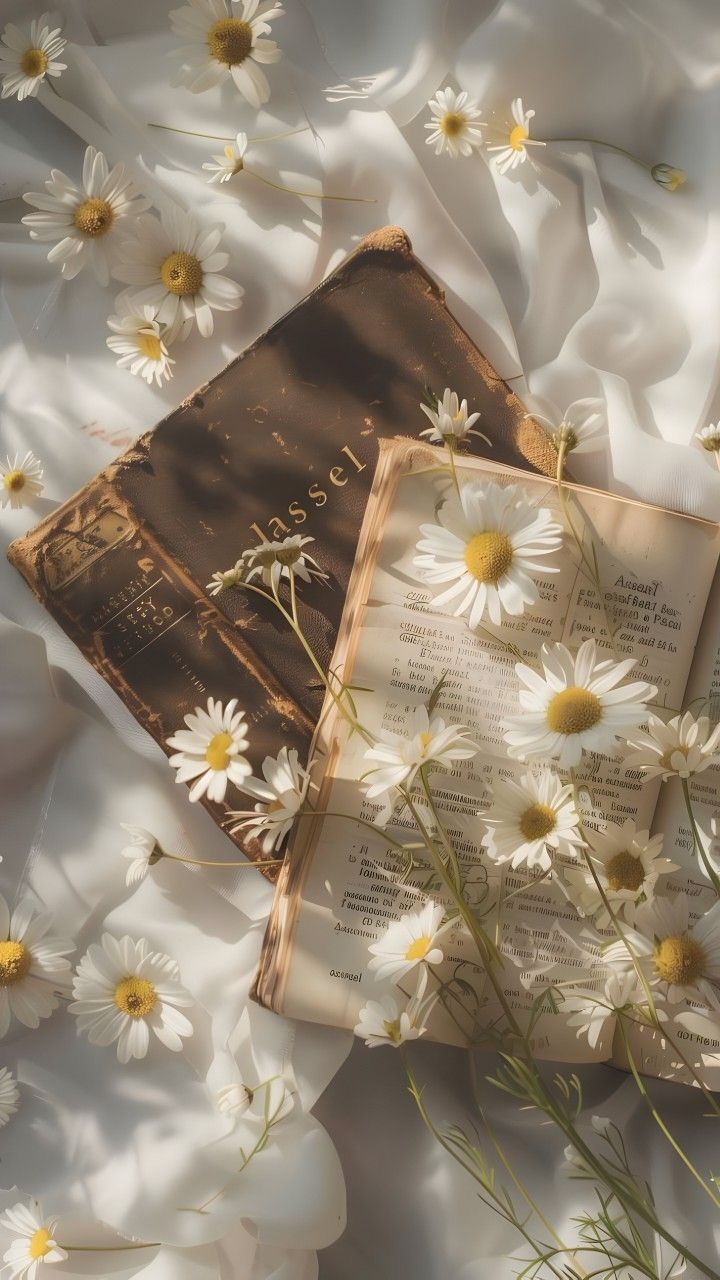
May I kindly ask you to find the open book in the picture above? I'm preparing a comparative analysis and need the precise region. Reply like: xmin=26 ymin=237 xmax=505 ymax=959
xmin=254 ymin=438 xmax=720 ymax=1086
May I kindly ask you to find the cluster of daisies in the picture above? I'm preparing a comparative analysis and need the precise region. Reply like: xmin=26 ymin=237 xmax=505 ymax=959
xmin=19 ymin=144 xmax=242 ymax=387
xmin=424 ymin=85 xmax=686 ymax=192
xmin=1 ymin=2 xmax=284 ymax=107
xmin=4 ymin=0 xmax=289 ymax=392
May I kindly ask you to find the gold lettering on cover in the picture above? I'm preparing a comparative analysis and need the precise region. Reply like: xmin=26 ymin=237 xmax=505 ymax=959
xmin=340 ymin=444 xmax=366 ymax=473
xmin=288 ymin=501 xmax=307 ymax=523
xmin=269 ymin=515 xmax=291 ymax=538
xmin=329 ymin=466 xmax=347 ymax=487
xmin=308 ymin=483 xmax=327 ymax=507
xmin=249 ymin=521 xmax=269 ymax=543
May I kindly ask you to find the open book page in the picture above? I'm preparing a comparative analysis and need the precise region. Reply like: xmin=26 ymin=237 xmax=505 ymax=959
xmin=613 ymin=563 xmax=720 ymax=1085
xmin=254 ymin=439 xmax=720 ymax=1065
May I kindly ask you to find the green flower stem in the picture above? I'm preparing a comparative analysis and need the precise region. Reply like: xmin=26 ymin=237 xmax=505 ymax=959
xmin=401 ymin=1050 xmax=570 ymax=1280
xmin=681 ymin=777 xmax=720 ymax=897
xmin=161 ymin=852 xmax=284 ymax=869
xmin=147 ymin=122 xmax=310 ymax=145
xmin=245 ymin=168 xmax=376 ymax=204
xmin=238 ymin=575 xmax=372 ymax=744
xmin=616 ymin=1013 xmax=720 ymax=1208
xmin=556 ymin=442 xmax=620 ymax=659
xmin=59 ymin=1242 xmax=160 ymax=1252
xmin=543 ymin=137 xmax=653 ymax=171
xmin=297 ymin=805 xmax=424 ymax=857
xmin=468 ymin=1052 xmax=584 ymax=1271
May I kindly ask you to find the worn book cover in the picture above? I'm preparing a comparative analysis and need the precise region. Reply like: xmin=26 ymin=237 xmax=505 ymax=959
xmin=7 ymin=226 xmax=556 ymax=875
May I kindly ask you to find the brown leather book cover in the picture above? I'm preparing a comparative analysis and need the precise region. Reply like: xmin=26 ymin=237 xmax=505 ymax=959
xmin=7 ymin=226 xmax=556 ymax=877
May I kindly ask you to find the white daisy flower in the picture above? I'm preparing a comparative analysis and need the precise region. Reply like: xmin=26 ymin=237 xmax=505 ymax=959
xmin=203 ymin=131 xmax=249 ymax=184
xmin=362 ymin=705 xmax=477 ymax=811
xmin=242 ymin=534 xmax=327 ymax=592
xmin=166 ymin=695 xmax=251 ymax=803
xmin=106 ymin=300 xmax=174 ymax=386
xmin=480 ymin=768 xmax=584 ymax=873
xmin=226 ymin=746 xmax=311 ymax=853
xmin=119 ymin=824 xmax=164 ymax=887
xmin=0 ymin=14 xmax=66 ymax=102
xmin=419 ymin=387 xmax=490 ymax=448
xmin=22 ymin=146 xmax=149 ymax=286
xmin=113 ymin=206 xmax=243 ymax=342
xmin=625 ymin=711 xmax=720 ymax=781
xmin=0 ymin=453 xmax=43 ymax=509
xmin=0 ymin=1199 xmax=67 ymax=1278
xmin=604 ymin=893 xmax=720 ymax=1010
xmin=696 ymin=423 xmax=720 ymax=454
xmin=368 ymin=901 xmax=448 ymax=982
xmin=170 ymin=0 xmax=284 ymax=108
xmin=207 ymin=562 xmax=244 ymax=596
xmin=424 ymin=87 xmax=485 ymax=159
xmin=354 ymin=968 xmax=436 ymax=1048
xmin=70 ymin=933 xmax=193 ymax=1063
xmin=0 ymin=895 xmax=74 ymax=1038
xmin=563 ymin=820 xmax=678 ymax=926
xmin=486 ymin=97 xmax=545 ymax=175
xmin=526 ymin=397 xmax=606 ymax=456
xmin=563 ymin=971 xmax=648 ymax=1050
xmin=414 ymin=481 xmax=563 ymax=628
xmin=216 ymin=1081 xmax=253 ymax=1118
xmin=0 ymin=1067 xmax=19 ymax=1128
xmin=504 ymin=639 xmax=657 ymax=769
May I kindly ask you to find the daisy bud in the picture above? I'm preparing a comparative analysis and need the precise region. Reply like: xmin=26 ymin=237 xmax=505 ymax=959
xmin=651 ymin=163 xmax=686 ymax=192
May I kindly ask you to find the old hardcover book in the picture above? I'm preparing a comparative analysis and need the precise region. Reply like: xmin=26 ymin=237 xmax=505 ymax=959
xmin=7 ymin=226 xmax=556 ymax=875
xmin=254 ymin=437 xmax=720 ymax=1087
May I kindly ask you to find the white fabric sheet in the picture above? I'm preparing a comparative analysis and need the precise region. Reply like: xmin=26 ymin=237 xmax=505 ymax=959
xmin=1 ymin=1 xmax=719 ymax=1276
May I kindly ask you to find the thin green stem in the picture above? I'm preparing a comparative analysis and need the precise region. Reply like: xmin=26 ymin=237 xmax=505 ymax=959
xmin=556 ymin=443 xmax=620 ymax=659
xmin=543 ymin=137 xmax=653 ymax=172
xmin=681 ymin=777 xmax=720 ymax=897
xmin=59 ymin=1242 xmax=160 ymax=1252
xmin=246 ymin=168 xmax=376 ymax=204
xmin=401 ymin=1051 xmax=569 ymax=1280
xmin=162 ymin=851 xmax=284 ymax=869
xmin=147 ymin=123 xmax=310 ymax=144
xmin=616 ymin=1014 xmax=720 ymax=1207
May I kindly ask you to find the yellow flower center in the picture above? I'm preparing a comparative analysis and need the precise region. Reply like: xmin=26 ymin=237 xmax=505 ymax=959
xmin=606 ymin=850 xmax=645 ymax=893
xmin=509 ymin=124 xmax=528 ymax=151
xmin=654 ymin=934 xmax=705 ymax=987
xmin=519 ymin=802 xmax=557 ymax=842
xmin=464 ymin=531 xmax=513 ymax=584
xmin=20 ymin=47 xmax=49 ymax=77
xmin=405 ymin=935 xmax=432 ymax=962
xmin=275 ymin=544 xmax=302 ymax=567
xmin=546 ymin=687 xmax=602 ymax=736
xmin=659 ymin=746 xmax=689 ymax=772
xmin=440 ymin=112 xmax=465 ymax=138
xmin=665 ymin=169 xmax=685 ymax=192
xmin=3 ymin=469 xmax=25 ymax=493
xmin=382 ymin=1017 xmax=403 ymax=1043
xmin=73 ymin=197 xmax=115 ymax=238
xmin=114 ymin=976 xmax=157 ymax=1018
xmin=205 ymin=730 xmax=233 ymax=771
xmin=29 ymin=1228 xmax=53 ymax=1260
xmin=418 ymin=731 xmax=434 ymax=753
xmin=160 ymin=251 xmax=204 ymax=297
xmin=266 ymin=797 xmax=285 ymax=814
xmin=223 ymin=145 xmax=245 ymax=174
xmin=700 ymin=434 xmax=720 ymax=453
xmin=0 ymin=940 xmax=31 ymax=986
xmin=137 ymin=332 xmax=163 ymax=361
xmin=207 ymin=17 xmax=253 ymax=65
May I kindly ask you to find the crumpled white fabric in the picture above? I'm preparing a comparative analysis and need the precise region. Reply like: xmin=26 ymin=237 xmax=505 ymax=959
xmin=1 ymin=1 xmax=720 ymax=1277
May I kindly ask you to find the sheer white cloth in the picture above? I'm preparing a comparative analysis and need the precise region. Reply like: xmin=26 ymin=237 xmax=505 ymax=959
xmin=1 ymin=1 xmax=719 ymax=1277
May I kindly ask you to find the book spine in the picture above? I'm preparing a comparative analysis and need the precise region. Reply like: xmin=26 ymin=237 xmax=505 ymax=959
xmin=8 ymin=461 xmax=313 ymax=878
